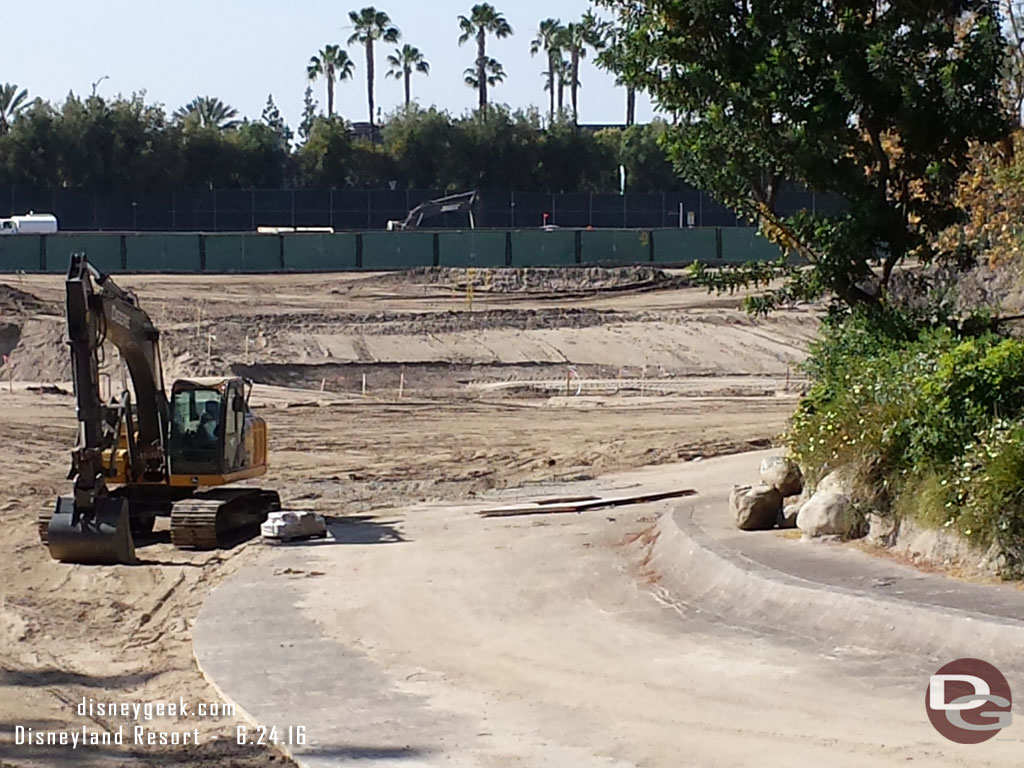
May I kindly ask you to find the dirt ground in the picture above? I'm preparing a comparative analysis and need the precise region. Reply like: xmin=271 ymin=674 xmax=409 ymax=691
xmin=0 ymin=267 xmax=814 ymax=767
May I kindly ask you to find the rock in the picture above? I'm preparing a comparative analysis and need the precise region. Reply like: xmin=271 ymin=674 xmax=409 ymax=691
xmin=796 ymin=490 xmax=865 ymax=538
xmin=731 ymin=484 xmax=784 ymax=531
xmin=778 ymin=499 xmax=802 ymax=529
xmin=759 ymin=455 xmax=804 ymax=497
xmin=815 ymin=467 xmax=856 ymax=497
xmin=865 ymin=512 xmax=898 ymax=546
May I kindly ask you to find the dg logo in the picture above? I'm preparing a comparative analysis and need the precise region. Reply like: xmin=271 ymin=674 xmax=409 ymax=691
xmin=926 ymin=659 xmax=1012 ymax=744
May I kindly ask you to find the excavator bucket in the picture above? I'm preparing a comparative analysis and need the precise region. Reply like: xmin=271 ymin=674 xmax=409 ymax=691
xmin=47 ymin=496 xmax=136 ymax=565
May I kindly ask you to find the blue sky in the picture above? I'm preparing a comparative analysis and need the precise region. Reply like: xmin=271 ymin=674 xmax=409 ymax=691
xmin=1 ymin=0 xmax=655 ymax=129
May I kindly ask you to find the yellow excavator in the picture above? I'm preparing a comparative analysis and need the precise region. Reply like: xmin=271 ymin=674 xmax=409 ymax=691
xmin=39 ymin=253 xmax=279 ymax=564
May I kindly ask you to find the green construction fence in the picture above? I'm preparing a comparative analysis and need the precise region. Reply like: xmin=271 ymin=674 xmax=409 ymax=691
xmin=0 ymin=228 xmax=786 ymax=274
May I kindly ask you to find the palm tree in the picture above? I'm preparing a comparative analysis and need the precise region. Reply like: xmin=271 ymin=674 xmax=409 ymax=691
xmin=386 ymin=44 xmax=430 ymax=108
xmin=458 ymin=3 xmax=513 ymax=115
xmin=559 ymin=12 xmax=607 ymax=127
xmin=307 ymin=44 xmax=355 ymax=117
xmin=463 ymin=58 xmax=506 ymax=93
xmin=530 ymin=18 xmax=564 ymax=124
xmin=172 ymin=96 xmax=240 ymax=130
xmin=0 ymin=83 xmax=29 ymax=134
xmin=348 ymin=7 xmax=401 ymax=131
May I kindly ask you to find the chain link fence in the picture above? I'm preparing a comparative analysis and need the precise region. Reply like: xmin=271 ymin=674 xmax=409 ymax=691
xmin=3 ymin=185 xmax=845 ymax=232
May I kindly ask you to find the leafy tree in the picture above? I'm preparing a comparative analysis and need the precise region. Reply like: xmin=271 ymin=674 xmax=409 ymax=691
xmin=447 ymin=106 xmax=539 ymax=190
xmin=382 ymin=106 xmax=456 ymax=188
xmin=348 ymin=7 xmax=401 ymax=131
xmin=617 ymin=121 xmax=683 ymax=192
xmin=349 ymin=137 xmax=399 ymax=187
xmin=386 ymin=44 xmax=430 ymax=109
xmin=0 ymin=83 xmax=30 ymax=135
xmin=298 ymin=85 xmax=319 ymax=142
xmin=537 ymin=119 xmax=618 ymax=192
xmin=307 ymin=45 xmax=355 ymax=118
xmin=229 ymin=122 xmax=291 ymax=187
xmin=261 ymin=94 xmax=293 ymax=146
xmin=1003 ymin=1 xmax=1024 ymax=125
xmin=458 ymin=3 xmax=513 ymax=115
xmin=297 ymin=116 xmax=353 ymax=187
xmin=173 ymin=96 xmax=239 ymax=131
xmin=598 ymin=0 xmax=1012 ymax=312
xmin=531 ymin=19 xmax=564 ymax=123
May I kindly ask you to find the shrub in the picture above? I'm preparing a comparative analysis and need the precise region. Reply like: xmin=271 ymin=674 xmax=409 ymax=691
xmin=788 ymin=309 xmax=1024 ymax=576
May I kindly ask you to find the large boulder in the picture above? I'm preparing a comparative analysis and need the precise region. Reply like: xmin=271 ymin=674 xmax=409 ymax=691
xmin=796 ymin=490 xmax=865 ymax=539
xmin=759 ymin=456 xmax=804 ymax=498
xmin=815 ymin=467 xmax=856 ymax=497
xmin=731 ymin=484 xmax=784 ymax=531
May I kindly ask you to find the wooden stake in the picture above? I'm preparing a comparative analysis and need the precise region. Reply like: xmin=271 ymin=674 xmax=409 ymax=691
xmin=399 ymin=372 xmax=405 ymax=398
xmin=320 ymin=377 xmax=326 ymax=393
xmin=361 ymin=373 xmax=367 ymax=397
xmin=245 ymin=335 xmax=250 ymax=363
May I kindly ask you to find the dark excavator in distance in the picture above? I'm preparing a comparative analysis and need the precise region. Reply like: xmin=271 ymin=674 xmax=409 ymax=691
xmin=41 ymin=253 xmax=280 ymax=564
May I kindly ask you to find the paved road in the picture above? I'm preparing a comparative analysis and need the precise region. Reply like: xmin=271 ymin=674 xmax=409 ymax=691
xmin=194 ymin=452 xmax=1024 ymax=767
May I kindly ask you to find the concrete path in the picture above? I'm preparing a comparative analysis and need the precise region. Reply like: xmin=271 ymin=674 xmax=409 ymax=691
xmin=193 ymin=452 xmax=1024 ymax=768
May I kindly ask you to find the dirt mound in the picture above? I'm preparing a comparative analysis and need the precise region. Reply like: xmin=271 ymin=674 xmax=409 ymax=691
xmin=0 ymin=282 xmax=53 ymax=316
xmin=0 ymin=317 xmax=70 ymax=381
xmin=367 ymin=266 xmax=688 ymax=295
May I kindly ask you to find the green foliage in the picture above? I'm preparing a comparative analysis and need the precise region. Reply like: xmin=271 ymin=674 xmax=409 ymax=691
xmin=789 ymin=310 xmax=1024 ymax=576
xmin=597 ymin=0 xmax=1012 ymax=311
xmin=297 ymin=117 xmax=353 ymax=187
xmin=0 ymin=91 xmax=680 ymax=193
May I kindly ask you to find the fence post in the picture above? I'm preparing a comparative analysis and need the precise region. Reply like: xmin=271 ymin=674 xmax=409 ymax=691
xmin=510 ymin=191 xmax=515 ymax=228
xmin=589 ymin=193 xmax=593 ymax=227
xmin=251 ymin=190 xmax=255 ymax=231
xmin=329 ymin=188 xmax=334 ymax=229
xmin=291 ymin=189 xmax=296 ymax=228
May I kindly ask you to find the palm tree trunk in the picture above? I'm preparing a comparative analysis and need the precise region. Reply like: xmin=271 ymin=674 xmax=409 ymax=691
xmin=477 ymin=29 xmax=487 ymax=115
xmin=548 ymin=56 xmax=555 ymax=123
xmin=404 ymin=68 xmax=411 ymax=108
xmin=327 ymin=65 xmax=335 ymax=117
xmin=571 ymin=50 xmax=580 ymax=128
xmin=626 ymin=86 xmax=636 ymax=127
xmin=557 ymin=78 xmax=564 ymax=114
xmin=366 ymin=40 xmax=376 ymax=129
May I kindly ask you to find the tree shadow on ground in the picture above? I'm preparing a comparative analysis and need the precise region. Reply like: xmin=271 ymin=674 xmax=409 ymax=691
xmin=0 ymin=667 xmax=159 ymax=689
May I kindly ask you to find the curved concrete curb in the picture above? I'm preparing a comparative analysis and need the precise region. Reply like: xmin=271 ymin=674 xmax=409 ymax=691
xmin=649 ymin=508 xmax=1024 ymax=660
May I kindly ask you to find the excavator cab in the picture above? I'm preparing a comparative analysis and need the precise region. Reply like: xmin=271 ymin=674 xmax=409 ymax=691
xmin=166 ymin=378 xmax=265 ymax=478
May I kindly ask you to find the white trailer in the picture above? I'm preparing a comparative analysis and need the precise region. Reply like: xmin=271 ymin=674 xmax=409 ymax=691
xmin=0 ymin=213 xmax=59 ymax=235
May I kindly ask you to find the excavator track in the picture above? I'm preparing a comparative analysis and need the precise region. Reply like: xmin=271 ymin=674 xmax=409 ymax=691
xmin=170 ymin=488 xmax=280 ymax=550
xmin=37 ymin=505 xmax=53 ymax=546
